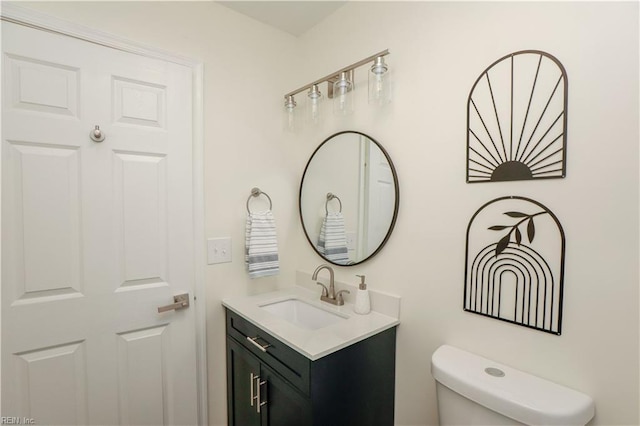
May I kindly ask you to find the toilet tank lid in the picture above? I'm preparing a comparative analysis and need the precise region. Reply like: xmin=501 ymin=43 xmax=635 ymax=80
xmin=431 ymin=345 xmax=595 ymax=426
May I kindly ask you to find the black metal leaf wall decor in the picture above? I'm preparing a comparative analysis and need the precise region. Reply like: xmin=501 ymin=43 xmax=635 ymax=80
xmin=464 ymin=196 xmax=565 ymax=334
xmin=467 ymin=50 xmax=568 ymax=183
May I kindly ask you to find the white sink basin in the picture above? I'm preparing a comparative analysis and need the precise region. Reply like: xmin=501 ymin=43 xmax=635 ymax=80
xmin=259 ymin=298 xmax=347 ymax=330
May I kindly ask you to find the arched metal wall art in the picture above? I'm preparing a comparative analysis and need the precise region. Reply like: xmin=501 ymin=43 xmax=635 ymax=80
xmin=467 ymin=50 xmax=568 ymax=183
xmin=464 ymin=196 xmax=565 ymax=335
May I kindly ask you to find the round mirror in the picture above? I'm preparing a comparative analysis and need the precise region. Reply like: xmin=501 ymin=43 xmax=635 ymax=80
xmin=299 ymin=131 xmax=399 ymax=266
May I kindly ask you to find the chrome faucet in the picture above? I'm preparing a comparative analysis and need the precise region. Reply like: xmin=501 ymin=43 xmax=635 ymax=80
xmin=312 ymin=264 xmax=350 ymax=306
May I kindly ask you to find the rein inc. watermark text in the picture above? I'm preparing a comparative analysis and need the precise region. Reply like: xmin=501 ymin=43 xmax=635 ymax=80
xmin=1 ymin=418 xmax=35 ymax=425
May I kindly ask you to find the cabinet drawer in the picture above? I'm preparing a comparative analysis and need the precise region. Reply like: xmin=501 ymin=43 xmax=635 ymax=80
xmin=225 ymin=308 xmax=311 ymax=396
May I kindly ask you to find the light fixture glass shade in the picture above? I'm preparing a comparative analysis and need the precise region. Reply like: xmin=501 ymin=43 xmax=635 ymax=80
xmin=368 ymin=56 xmax=391 ymax=105
xmin=283 ymin=95 xmax=298 ymax=132
xmin=333 ymin=71 xmax=354 ymax=116
xmin=306 ymin=84 xmax=323 ymax=126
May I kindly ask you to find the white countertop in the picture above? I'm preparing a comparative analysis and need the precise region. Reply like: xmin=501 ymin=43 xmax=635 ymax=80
xmin=222 ymin=286 xmax=400 ymax=361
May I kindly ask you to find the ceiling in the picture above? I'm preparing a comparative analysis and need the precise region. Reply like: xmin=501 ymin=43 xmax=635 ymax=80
xmin=217 ymin=1 xmax=347 ymax=37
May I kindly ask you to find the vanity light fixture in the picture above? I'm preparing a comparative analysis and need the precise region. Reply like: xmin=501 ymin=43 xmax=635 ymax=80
xmin=369 ymin=55 xmax=391 ymax=105
xmin=306 ymin=84 xmax=323 ymax=125
xmin=283 ymin=49 xmax=390 ymax=128
xmin=284 ymin=94 xmax=297 ymax=132
xmin=333 ymin=70 xmax=354 ymax=116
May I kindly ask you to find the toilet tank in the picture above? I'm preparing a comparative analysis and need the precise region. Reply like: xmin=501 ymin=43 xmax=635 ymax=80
xmin=431 ymin=345 xmax=595 ymax=426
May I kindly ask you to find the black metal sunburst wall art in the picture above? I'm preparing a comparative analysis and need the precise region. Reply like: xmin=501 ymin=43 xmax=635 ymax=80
xmin=467 ymin=50 xmax=568 ymax=183
xmin=464 ymin=196 xmax=565 ymax=335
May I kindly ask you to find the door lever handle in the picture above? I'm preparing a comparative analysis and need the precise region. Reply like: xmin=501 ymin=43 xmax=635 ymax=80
xmin=157 ymin=293 xmax=190 ymax=313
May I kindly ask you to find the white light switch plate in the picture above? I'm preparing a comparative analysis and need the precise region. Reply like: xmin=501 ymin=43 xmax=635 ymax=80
xmin=207 ymin=237 xmax=232 ymax=264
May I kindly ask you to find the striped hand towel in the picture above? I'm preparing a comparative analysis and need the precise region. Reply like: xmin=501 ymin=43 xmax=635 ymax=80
xmin=317 ymin=212 xmax=350 ymax=265
xmin=245 ymin=210 xmax=279 ymax=278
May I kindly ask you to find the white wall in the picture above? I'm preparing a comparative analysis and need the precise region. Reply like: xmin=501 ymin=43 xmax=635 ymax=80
xmin=289 ymin=2 xmax=639 ymax=425
xmin=11 ymin=2 xmax=639 ymax=426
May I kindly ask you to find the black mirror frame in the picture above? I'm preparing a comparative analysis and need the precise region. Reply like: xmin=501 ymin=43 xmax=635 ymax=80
xmin=298 ymin=130 xmax=400 ymax=266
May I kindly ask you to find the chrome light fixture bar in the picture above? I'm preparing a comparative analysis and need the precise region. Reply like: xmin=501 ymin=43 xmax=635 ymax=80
xmin=283 ymin=49 xmax=390 ymax=103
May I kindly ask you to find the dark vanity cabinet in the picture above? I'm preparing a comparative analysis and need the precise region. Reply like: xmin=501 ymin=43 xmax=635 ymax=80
xmin=225 ymin=308 xmax=397 ymax=426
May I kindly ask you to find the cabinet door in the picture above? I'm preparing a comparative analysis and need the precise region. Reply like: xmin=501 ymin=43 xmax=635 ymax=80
xmin=260 ymin=363 xmax=312 ymax=426
xmin=227 ymin=338 xmax=261 ymax=426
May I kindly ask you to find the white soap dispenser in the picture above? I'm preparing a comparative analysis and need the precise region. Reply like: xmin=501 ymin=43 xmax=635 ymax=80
xmin=354 ymin=274 xmax=371 ymax=315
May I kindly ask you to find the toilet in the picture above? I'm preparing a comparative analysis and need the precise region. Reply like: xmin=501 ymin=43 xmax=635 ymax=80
xmin=431 ymin=345 xmax=595 ymax=425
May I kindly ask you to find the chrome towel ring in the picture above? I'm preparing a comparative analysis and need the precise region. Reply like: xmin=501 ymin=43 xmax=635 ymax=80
xmin=247 ymin=187 xmax=273 ymax=213
xmin=325 ymin=193 xmax=342 ymax=214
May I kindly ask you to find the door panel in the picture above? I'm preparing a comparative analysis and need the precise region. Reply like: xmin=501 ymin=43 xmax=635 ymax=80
xmin=4 ymin=141 xmax=82 ymax=303
xmin=2 ymin=21 xmax=198 ymax=425
xmin=113 ymin=76 xmax=166 ymax=128
xmin=113 ymin=151 xmax=168 ymax=287
xmin=14 ymin=341 xmax=89 ymax=426
xmin=5 ymin=53 xmax=80 ymax=117
xmin=117 ymin=326 xmax=170 ymax=426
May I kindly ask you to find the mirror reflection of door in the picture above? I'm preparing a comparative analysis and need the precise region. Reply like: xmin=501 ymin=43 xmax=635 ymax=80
xmin=299 ymin=131 xmax=399 ymax=266
xmin=358 ymin=137 xmax=395 ymax=258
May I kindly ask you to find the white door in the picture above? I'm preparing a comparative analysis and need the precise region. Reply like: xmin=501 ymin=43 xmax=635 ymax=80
xmin=2 ymin=22 xmax=199 ymax=425
xmin=362 ymin=140 xmax=395 ymax=255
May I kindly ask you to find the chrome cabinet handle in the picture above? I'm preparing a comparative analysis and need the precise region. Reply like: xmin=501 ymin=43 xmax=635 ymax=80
xmin=250 ymin=373 xmax=267 ymax=413
xmin=250 ymin=373 xmax=257 ymax=407
xmin=256 ymin=376 xmax=266 ymax=413
xmin=157 ymin=293 xmax=190 ymax=313
xmin=246 ymin=336 xmax=271 ymax=352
